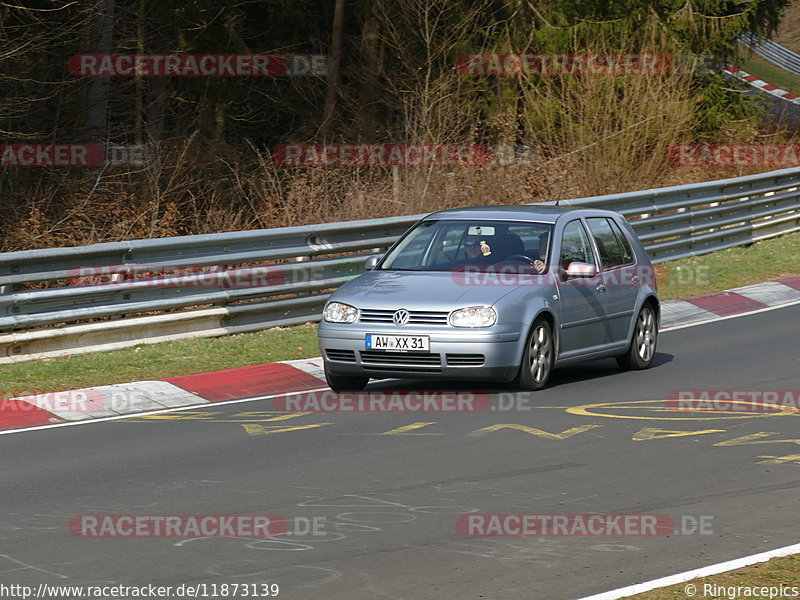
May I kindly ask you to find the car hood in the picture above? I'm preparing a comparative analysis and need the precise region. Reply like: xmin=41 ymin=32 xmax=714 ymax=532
xmin=330 ymin=269 xmax=527 ymax=310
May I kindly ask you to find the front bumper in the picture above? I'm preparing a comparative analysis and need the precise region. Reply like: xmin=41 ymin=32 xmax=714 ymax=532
xmin=318 ymin=322 xmax=523 ymax=382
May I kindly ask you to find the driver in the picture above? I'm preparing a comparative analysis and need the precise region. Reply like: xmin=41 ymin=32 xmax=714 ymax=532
xmin=465 ymin=236 xmax=492 ymax=260
xmin=453 ymin=235 xmax=494 ymax=269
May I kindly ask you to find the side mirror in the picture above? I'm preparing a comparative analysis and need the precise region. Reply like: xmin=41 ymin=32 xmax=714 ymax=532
xmin=364 ymin=255 xmax=382 ymax=271
xmin=566 ymin=262 xmax=597 ymax=278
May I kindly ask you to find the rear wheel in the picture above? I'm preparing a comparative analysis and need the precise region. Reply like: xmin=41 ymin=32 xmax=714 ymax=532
xmin=324 ymin=365 xmax=369 ymax=392
xmin=616 ymin=304 xmax=657 ymax=370
xmin=513 ymin=318 xmax=554 ymax=390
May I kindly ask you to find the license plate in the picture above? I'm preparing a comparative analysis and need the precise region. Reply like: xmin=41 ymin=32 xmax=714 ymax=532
xmin=365 ymin=334 xmax=430 ymax=352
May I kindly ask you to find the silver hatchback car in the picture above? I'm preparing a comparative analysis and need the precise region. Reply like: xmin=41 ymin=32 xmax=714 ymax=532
xmin=318 ymin=205 xmax=659 ymax=391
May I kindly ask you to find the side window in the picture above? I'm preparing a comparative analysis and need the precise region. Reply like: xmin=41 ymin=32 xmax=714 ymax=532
xmin=432 ymin=226 xmax=465 ymax=264
xmin=508 ymin=224 xmax=552 ymax=263
xmin=382 ymin=221 xmax=437 ymax=269
xmin=607 ymin=218 xmax=635 ymax=265
xmin=560 ymin=220 xmax=596 ymax=270
xmin=586 ymin=217 xmax=625 ymax=269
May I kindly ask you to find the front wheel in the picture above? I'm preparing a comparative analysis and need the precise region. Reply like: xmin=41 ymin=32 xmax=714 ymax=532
xmin=616 ymin=304 xmax=657 ymax=370
xmin=324 ymin=365 xmax=369 ymax=392
xmin=513 ymin=318 xmax=554 ymax=391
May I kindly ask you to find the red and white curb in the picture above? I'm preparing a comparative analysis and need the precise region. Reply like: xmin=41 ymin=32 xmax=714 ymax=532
xmin=660 ymin=275 xmax=800 ymax=330
xmin=724 ymin=65 xmax=800 ymax=103
xmin=11 ymin=381 xmax=209 ymax=422
xmin=3 ymin=277 xmax=800 ymax=432
xmin=1 ymin=359 xmax=326 ymax=431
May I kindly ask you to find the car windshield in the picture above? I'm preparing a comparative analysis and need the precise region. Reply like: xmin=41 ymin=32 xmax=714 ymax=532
xmin=379 ymin=219 xmax=553 ymax=272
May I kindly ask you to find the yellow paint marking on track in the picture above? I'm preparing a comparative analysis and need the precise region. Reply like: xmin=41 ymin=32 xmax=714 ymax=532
xmin=567 ymin=399 xmax=796 ymax=421
xmin=124 ymin=411 xmax=312 ymax=423
xmin=467 ymin=424 xmax=602 ymax=439
xmin=756 ymin=454 xmax=800 ymax=464
xmin=641 ymin=408 xmax=761 ymax=414
xmin=128 ymin=411 xmax=222 ymax=420
xmin=378 ymin=422 xmax=442 ymax=436
xmin=242 ymin=423 xmax=334 ymax=436
xmin=207 ymin=411 xmax=314 ymax=423
xmin=714 ymin=432 xmax=800 ymax=447
xmin=632 ymin=428 xmax=726 ymax=441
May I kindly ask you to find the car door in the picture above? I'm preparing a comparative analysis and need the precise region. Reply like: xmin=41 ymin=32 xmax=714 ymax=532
xmin=585 ymin=217 xmax=639 ymax=345
xmin=555 ymin=219 xmax=608 ymax=356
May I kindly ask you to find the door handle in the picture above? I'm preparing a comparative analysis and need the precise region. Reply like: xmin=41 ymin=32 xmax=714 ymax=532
xmin=596 ymin=284 xmax=607 ymax=294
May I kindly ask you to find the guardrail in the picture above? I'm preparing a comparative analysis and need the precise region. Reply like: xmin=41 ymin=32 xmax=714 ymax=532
xmin=2 ymin=166 xmax=800 ymax=363
xmin=739 ymin=33 xmax=800 ymax=77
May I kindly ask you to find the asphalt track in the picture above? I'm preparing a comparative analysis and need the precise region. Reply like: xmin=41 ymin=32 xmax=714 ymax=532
xmin=2 ymin=305 xmax=800 ymax=600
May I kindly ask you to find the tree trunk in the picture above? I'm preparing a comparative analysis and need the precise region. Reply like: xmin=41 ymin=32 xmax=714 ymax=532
xmin=320 ymin=0 xmax=346 ymax=138
xmin=353 ymin=0 xmax=383 ymax=141
xmin=85 ymin=0 xmax=115 ymax=143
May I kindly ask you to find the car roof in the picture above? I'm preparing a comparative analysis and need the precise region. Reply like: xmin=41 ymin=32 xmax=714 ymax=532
xmin=423 ymin=204 xmax=619 ymax=224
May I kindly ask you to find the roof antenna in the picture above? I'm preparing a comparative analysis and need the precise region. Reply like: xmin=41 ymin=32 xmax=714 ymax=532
xmin=555 ymin=177 xmax=565 ymax=207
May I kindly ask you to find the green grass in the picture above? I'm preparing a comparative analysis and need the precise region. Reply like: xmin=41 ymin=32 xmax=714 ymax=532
xmin=1 ymin=230 xmax=799 ymax=396
xmin=656 ymin=230 xmax=800 ymax=301
xmin=0 ymin=322 xmax=320 ymax=397
xmin=628 ymin=554 xmax=800 ymax=599
xmin=737 ymin=51 xmax=800 ymax=96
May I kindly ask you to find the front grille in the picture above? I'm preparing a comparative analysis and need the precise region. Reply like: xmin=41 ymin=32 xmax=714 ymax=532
xmin=325 ymin=349 xmax=356 ymax=362
xmin=359 ymin=309 xmax=449 ymax=325
xmin=359 ymin=351 xmax=441 ymax=371
xmin=446 ymin=353 xmax=485 ymax=367
xmin=360 ymin=351 xmax=441 ymax=365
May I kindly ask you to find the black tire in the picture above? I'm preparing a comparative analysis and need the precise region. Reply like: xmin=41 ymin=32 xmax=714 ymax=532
xmin=324 ymin=365 xmax=369 ymax=392
xmin=513 ymin=318 xmax=554 ymax=391
xmin=616 ymin=303 xmax=657 ymax=371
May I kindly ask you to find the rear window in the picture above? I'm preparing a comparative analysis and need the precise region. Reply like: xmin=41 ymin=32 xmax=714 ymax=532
xmin=586 ymin=217 xmax=629 ymax=269
xmin=607 ymin=218 xmax=635 ymax=265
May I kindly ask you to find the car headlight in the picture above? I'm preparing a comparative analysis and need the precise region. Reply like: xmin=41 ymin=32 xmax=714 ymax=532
xmin=449 ymin=306 xmax=497 ymax=328
xmin=324 ymin=302 xmax=358 ymax=323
